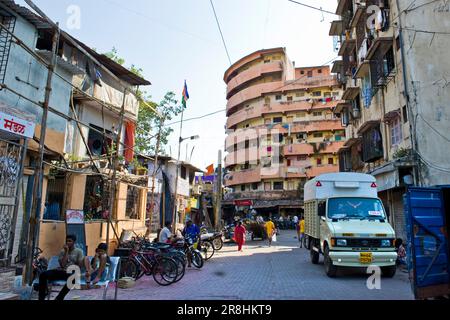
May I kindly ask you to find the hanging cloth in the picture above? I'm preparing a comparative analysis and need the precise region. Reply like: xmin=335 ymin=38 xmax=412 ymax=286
xmin=124 ymin=121 xmax=136 ymax=163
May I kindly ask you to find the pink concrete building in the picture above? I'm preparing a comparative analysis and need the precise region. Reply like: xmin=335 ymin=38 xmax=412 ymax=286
xmin=222 ymin=48 xmax=345 ymax=218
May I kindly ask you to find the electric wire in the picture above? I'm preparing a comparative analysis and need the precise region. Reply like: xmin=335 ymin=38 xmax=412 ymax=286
xmin=209 ymin=0 xmax=232 ymax=65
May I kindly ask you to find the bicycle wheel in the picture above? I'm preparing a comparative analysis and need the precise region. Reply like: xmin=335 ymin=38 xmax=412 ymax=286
xmin=152 ymin=258 xmax=178 ymax=286
xmin=201 ymin=241 xmax=215 ymax=261
xmin=212 ymin=237 xmax=223 ymax=251
xmin=191 ymin=250 xmax=204 ymax=269
xmin=123 ymin=260 xmax=143 ymax=280
xmin=171 ymin=256 xmax=186 ymax=283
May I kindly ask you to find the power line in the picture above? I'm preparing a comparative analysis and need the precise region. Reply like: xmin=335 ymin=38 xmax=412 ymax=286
xmin=209 ymin=0 xmax=232 ymax=65
xmin=164 ymin=109 xmax=226 ymax=127
xmin=287 ymin=0 xmax=339 ymax=17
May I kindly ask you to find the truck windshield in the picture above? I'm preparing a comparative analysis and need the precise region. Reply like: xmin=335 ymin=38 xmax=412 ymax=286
xmin=327 ymin=198 xmax=386 ymax=220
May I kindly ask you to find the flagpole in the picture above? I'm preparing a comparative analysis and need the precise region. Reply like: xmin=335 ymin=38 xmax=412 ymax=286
xmin=172 ymin=107 xmax=184 ymax=233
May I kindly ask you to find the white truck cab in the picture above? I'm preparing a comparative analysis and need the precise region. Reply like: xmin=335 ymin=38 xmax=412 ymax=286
xmin=304 ymin=173 xmax=397 ymax=278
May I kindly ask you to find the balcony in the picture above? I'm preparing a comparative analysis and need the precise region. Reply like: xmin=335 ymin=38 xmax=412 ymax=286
xmin=224 ymin=168 xmax=261 ymax=187
xmin=226 ymin=61 xmax=283 ymax=98
xmin=306 ymin=164 xmax=339 ymax=178
xmin=282 ymin=75 xmax=339 ymax=92
xmin=226 ymin=99 xmax=339 ymax=129
xmin=225 ymin=146 xmax=259 ymax=168
xmin=227 ymin=81 xmax=283 ymax=115
xmin=284 ymin=141 xmax=345 ymax=156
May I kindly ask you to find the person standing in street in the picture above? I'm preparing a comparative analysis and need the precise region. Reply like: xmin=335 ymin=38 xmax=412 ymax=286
xmin=265 ymin=218 xmax=276 ymax=247
xmin=234 ymin=221 xmax=247 ymax=252
xmin=299 ymin=217 xmax=305 ymax=248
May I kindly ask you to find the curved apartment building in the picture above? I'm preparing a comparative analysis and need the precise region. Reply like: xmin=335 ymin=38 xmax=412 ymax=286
xmin=223 ymin=48 xmax=345 ymax=217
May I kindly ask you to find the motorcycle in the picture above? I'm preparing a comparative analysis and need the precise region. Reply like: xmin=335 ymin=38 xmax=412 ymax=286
xmin=201 ymin=231 xmax=224 ymax=251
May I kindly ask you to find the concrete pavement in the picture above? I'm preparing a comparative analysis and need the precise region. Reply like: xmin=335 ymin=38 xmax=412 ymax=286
xmin=60 ymin=230 xmax=414 ymax=300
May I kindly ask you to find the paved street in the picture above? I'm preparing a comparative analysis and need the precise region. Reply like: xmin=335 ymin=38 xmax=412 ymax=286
xmin=60 ymin=230 xmax=414 ymax=300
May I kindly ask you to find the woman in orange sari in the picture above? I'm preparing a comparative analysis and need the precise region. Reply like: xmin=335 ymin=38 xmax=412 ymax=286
xmin=234 ymin=221 xmax=246 ymax=252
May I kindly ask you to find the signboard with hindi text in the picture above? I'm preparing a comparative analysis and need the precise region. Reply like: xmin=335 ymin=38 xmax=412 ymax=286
xmin=0 ymin=111 xmax=35 ymax=138
xmin=66 ymin=210 xmax=84 ymax=224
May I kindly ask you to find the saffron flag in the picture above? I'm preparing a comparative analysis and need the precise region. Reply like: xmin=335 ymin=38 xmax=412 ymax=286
xmin=182 ymin=80 xmax=190 ymax=108
xmin=206 ymin=164 xmax=214 ymax=176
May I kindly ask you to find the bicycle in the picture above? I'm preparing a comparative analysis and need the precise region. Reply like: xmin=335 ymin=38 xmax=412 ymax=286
xmin=122 ymin=242 xmax=179 ymax=286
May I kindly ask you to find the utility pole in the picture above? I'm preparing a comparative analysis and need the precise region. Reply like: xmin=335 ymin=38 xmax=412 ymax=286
xmin=146 ymin=120 xmax=163 ymax=238
xmin=25 ymin=24 xmax=59 ymax=285
xmin=214 ymin=150 xmax=223 ymax=230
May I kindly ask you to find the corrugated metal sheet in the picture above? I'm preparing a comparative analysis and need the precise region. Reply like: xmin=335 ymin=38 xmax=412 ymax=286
xmin=405 ymin=187 xmax=449 ymax=296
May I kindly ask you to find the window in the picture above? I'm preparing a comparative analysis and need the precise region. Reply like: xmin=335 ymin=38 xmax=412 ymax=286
xmin=252 ymin=183 xmax=259 ymax=190
xmin=264 ymin=182 xmax=271 ymax=191
xmin=312 ymin=91 xmax=322 ymax=97
xmin=273 ymin=117 xmax=283 ymax=123
xmin=296 ymin=91 xmax=305 ymax=97
xmin=181 ymin=166 xmax=187 ymax=179
xmin=313 ymin=111 xmax=323 ymax=117
xmin=296 ymin=112 xmax=306 ymax=118
xmin=245 ymin=140 xmax=250 ymax=149
xmin=241 ymin=185 xmax=246 ymax=191
xmin=402 ymin=105 xmax=408 ymax=123
xmin=300 ymin=70 xmax=305 ymax=75
xmin=328 ymin=158 xmax=334 ymax=165
xmin=126 ymin=186 xmax=141 ymax=219
xmin=313 ymin=132 xmax=323 ymax=138
xmin=273 ymin=182 xmax=284 ymax=190
xmin=287 ymin=159 xmax=292 ymax=167
xmin=265 ymin=118 xmax=271 ymax=125
xmin=87 ymin=124 xmax=112 ymax=156
xmin=275 ymin=95 xmax=282 ymax=101
xmin=362 ymin=125 xmax=384 ymax=163
xmin=324 ymin=92 xmax=332 ymax=98
xmin=264 ymin=58 xmax=271 ymax=63
xmin=396 ymin=36 xmax=401 ymax=51
xmin=317 ymin=158 xmax=322 ymax=165
xmin=318 ymin=69 xmax=322 ymax=74
xmin=287 ymin=96 xmax=293 ymax=102
xmin=391 ymin=117 xmax=403 ymax=146
xmin=307 ymin=71 xmax=313 ymax=77
xmin=383 ymin=48 xmax=396 ymax=76
xmin=332 ymin=92 xmax=340 ymax=97
xmin=297 ymin=155 xmax=307 ymax=161
xmin=44 ymin=174 xmax=66 ymax=221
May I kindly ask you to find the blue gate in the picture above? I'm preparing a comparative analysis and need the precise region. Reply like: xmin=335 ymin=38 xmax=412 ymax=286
xmin=404 ymin=187 xmax=450 ymax=299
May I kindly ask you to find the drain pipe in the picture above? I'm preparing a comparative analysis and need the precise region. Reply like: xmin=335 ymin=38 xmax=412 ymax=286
xmin=394 ymin=0 xmax=421 ymax=186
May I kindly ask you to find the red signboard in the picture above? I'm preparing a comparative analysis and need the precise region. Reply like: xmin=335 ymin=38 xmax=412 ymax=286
xmin=234 ymin=200 xmax=253 ymax=206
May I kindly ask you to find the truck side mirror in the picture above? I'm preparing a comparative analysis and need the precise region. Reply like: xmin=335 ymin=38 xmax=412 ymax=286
xmin=318 ymin=201 xmax=326 ymax=217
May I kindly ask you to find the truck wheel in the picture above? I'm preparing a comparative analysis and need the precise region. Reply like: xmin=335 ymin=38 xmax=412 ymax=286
xmin=324 ymin=245 xmax=338 ymax=278
xmin=381 ymin=265 xmax=397 ymax=278
xmin=310 ymin=242 xmax=320 ymax=264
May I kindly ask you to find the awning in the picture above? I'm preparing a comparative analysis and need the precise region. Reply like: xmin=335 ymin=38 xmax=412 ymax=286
xmin=357 ymin=120 xmax=380 ymax=134
xmin=366 ymin=37 xmax=394 ymax=60
xmin=338 ymin=39 xmax=356 ymax=56
xmin=353 ymin=60 xmax=371 ymax=79
xmin=383 ymin=109 xmax=401 ymax=123
xmin=350 ymin=5 xmax=366 ymax=28
xmin=342 ymin=86 xmax=360 ymax=100
xmin=334 ymin=101 xmax=351 ymax=113
xmin=329 ymin=21 xmax=344 ymax=36
xmin=252 ymin=199 xmax=303 ymax=209
xmin=331 ymin=60 xmax=343 ymax=74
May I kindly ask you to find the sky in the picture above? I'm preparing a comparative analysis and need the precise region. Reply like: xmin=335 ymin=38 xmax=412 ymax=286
xmin=17 ymin=0 xmax=338 ymax=170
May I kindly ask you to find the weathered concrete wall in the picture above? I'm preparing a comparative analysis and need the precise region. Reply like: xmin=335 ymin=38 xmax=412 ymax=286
xmin=398 ymin=0 xmax=450 ymax=186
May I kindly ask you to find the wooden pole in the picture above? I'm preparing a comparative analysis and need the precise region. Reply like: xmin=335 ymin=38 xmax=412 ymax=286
xmin=25 ymin=25 xmax=60 ymax=285
xmin=146 ymin=120 xmax=163 ymax=238
xmin=214 ymin=150 xmax=223 ymax=230
xmin=105 ymin=89 xmax=127 ymax=254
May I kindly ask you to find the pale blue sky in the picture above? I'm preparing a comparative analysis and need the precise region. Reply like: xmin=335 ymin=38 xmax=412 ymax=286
xmin=17 ymin=0 xmax=338 ymax=169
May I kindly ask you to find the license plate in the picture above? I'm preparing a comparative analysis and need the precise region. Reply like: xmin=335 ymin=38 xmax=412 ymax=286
xmin=360 ymin=252 xmax=373 ymax=264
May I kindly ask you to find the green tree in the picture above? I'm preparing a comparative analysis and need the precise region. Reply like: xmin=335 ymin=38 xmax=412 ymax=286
xmin=103 ymin=48 xmax=184 ymax=155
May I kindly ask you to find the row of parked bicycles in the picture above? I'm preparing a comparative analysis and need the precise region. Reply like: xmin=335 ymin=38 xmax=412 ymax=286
xmin=118 ymin=229 xmax=224 ymax=286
